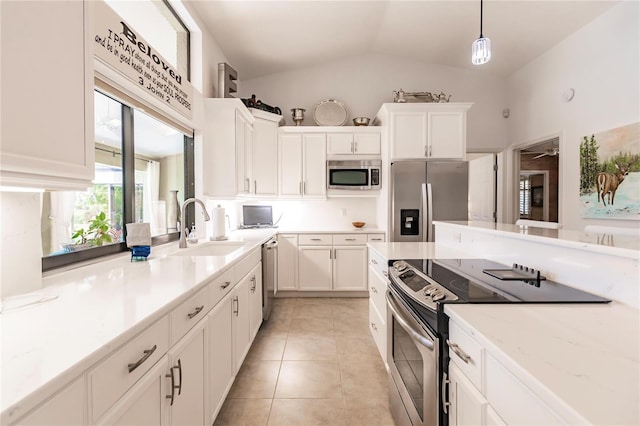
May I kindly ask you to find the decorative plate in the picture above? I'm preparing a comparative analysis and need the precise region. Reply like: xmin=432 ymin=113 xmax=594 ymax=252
xmin=313 ymin=99 xmax=349 ymax=126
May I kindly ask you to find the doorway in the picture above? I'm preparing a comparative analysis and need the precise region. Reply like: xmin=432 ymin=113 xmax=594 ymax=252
xmin=467 ymin=153 xmax=497 ymax=222
xmin=516 ymin=138 xmax=560 ymax=223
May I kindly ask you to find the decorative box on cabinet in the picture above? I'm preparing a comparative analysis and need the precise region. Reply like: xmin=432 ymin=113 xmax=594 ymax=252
xmin=203 ymin=99 xmax=255 ymax=198
xmin=375 ymin=103 xmax=472 ymax=160
xmin=0 ymin=0 xmax=94 ymax=190
xmin=278 ymin=130 xmax=326 ymax=198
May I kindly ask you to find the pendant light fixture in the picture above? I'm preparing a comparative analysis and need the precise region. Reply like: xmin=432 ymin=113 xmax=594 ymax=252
xmin=471 ymin=0 xmax=491 ymax=65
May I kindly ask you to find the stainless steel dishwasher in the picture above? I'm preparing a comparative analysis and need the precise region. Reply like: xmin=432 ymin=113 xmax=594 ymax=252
xmin=261 ymin=237 xmax=278 ymax=320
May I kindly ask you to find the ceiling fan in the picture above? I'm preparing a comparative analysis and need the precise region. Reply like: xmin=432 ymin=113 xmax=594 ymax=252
xmin=532 ymin=147 xmax=559 ymax=159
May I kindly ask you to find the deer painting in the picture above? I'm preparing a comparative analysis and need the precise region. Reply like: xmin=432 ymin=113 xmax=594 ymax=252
xmin=596 ymin=158 xmax=638 ymax=206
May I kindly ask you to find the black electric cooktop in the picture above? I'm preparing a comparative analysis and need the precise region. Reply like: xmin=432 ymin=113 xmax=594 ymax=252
xmin=395 ymin=258 xmax=611 ymax=304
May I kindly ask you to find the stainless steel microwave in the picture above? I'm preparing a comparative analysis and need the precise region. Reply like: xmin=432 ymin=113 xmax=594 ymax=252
xmin=327 ymin=160 xmax=381 ymax=190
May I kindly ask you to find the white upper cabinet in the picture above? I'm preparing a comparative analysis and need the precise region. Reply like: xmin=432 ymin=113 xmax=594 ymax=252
xmin=250 ymin=109 xmax=282 ymax=197
xmin=236 ymin=112 xmax=253 ymax=196
xmin=0 ymin=0 xmax=94 ymax=190
xmin=203 ymin=99 xmax=255 ymax=198
xmin=325 ymin=129 xmax=381 ymax=156
xmin=278 ymin=130 xmax=326 ymax=199
xmin=375 ymin=103 xmax=472 ymax=160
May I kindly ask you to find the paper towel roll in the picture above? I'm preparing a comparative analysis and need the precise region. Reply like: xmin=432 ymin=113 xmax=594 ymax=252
xmin=212 ymin=205 xmax=226 ymax=239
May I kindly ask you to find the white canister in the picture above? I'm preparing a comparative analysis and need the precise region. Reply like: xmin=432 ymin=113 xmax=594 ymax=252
xmin=212 ymin=205 xmax=226 ymax=240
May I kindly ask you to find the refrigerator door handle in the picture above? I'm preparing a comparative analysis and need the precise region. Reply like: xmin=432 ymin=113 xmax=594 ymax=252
xmin=421 ymin=183 xmax=427 ymax=242
xmin=421 ymin=183 xmax=433 ymax=242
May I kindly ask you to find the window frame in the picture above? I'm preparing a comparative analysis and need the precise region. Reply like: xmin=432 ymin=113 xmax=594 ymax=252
xmin=42 ymin=92 xmax=194 ymax=272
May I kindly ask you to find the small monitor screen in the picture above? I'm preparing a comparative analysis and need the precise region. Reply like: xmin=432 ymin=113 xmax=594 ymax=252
xmin=243 ymin=205 xmax=273 ymax=226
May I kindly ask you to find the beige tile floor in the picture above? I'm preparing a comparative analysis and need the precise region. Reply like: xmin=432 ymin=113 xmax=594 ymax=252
xmin=214 ymin=297 xmax=396 ymax=426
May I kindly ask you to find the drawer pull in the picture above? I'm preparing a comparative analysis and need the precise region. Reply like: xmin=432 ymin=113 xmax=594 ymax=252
xmin=220 ymin=281 xmax=231 ymax=289
xmin=310 ymin=238 xmax=322 ymax=241
xmin=371 ymin=286 xmax=378 ymax=293
xmin=383 ymin=271 xmax=388 ymax=277
xmin=371 ymin=259 xmax=378 ymax=265
xmin=165 ymin=359 xmax=183 ymax=405
xmin=447 ymin=340 xmax=471 ymax=364
xmin=127 ymin=345 xmax=157 ymax=373
xmin=371 ymin=238 xmax=383 ymax=241
xmin=250 ymin=276 xmax=257 ymax=293
xmin=233 ymin=296 xmax=239 ymax=316
xmin=187 ymin=305 xmax=204 ymax=319
xmin=370 ymin=322 xmax=377 ymax=331
xmin=441 ymin=372 xmax=451 ymax=414
xmin=345 ymin=238 xmax=356 ymax=241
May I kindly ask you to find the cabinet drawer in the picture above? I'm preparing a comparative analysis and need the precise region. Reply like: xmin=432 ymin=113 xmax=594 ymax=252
xmin=369 ymin=299 xmax=387 ymax=365
xmin=367 ymin=233 xmax=385 ymax=243
xmin=333 ymin=233 xmax=367 ymax=245
xmin=235 ymin=247 xmax=261 ymax=281
xmin=448 ymin=321 xmax=483 ymax=391
xmin=209 ymin=267 xmax=236 ymax=308
xmin=368 ymin=265 xmax=388 ymax=317
xmin=298 ymin=234 xmax=332 ymax=246
xmin=170 ymin=286 xmax=209 ymax=346
xmin=368 ymin=248 xmax=388 ymax=279
xmin=89 ymin=315 xmax=169 ymax=422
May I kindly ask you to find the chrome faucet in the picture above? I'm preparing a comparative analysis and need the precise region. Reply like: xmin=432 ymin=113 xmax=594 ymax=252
xmin=179 ymin=198 xmax=211 ymax=248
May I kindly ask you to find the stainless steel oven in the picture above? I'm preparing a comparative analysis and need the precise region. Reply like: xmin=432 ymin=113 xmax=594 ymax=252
xmin=387 ymin=286 xmax=440 ymax=426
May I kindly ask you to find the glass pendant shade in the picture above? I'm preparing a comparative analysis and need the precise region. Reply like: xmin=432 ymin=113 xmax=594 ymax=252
xmin=472 ymin=36 xmax=491 ymax=65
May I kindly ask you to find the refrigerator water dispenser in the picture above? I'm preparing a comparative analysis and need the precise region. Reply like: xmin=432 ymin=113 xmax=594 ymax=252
xmin=400 ymin=209 xmax=420 ymax=235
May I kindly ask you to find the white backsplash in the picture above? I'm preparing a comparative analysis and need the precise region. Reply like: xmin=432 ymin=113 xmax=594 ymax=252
xmin=0 ymin=192 xmax=43 ymax=298
xmin=205 ymin=197 xmax=379 ymax=236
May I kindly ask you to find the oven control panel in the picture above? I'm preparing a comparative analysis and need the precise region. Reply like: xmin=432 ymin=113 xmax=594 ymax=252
xmin=389 ymin=261 xmax=459 ymax=310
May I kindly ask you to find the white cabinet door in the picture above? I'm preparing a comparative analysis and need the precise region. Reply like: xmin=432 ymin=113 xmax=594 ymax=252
xmin=252 ymin=118 xmax=278 ymax=196
xmin=168 ymin=320 xmax=206 ymax=426
xmin=427 ymin=111 xmax=465 ymax=159
xmin=207 ymin=295 xmax=233 ymax=424
xmin=236 ymin=111 xmax=253 ymax=195
xmin=249 ymin=262 xmax=263 ymax=340
xmin=298 ymin=246 xmax=332 ymax=291
xmin=326 ymin=133 xmax=354 ymax=154
xmin=484 ymin=405 xmax=507 ymax=426
xmin=231 ymin=276 xmax=251 ymax=373
xmin=277 ymin=234 xmax=298 ymax=290
xmin=97 ymin=358 xmax=170 ymax=426
xmin=391 ymin=112 xmax=427 ymax=159
xmin=333 ymin=246 xmax=367 ymax=290
xmin=0 ymin=0 xmax=93 ymax=190
xmin=354 ymin=133 xmax=381 ymax=155
xmin=302 ymin=134 xmax=327 ymax=198
xmin=449 ymin=363 xmax=485 ymax=426
xmin=17 ymin=377 xmax=86 ymax=426
xmin=278 ymin=133 xmax=303 ymax=197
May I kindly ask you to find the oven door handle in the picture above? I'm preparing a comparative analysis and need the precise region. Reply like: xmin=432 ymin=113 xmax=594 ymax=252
xmin=386 ymin=291 xmax=435 ymax=351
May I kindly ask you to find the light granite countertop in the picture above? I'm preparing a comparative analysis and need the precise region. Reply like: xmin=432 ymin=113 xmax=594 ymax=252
xmin=445 ymin=303 xmax=640 ymax=425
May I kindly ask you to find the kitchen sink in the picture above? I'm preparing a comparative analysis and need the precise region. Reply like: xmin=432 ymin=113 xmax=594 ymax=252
xmin=170 ymin=241 xmax=246 ymax=257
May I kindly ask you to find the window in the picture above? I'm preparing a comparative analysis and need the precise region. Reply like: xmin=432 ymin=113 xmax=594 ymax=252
xmin=105 ymin=0 xmax=190 ymax=81
xmin=519 ymin=175 xmax=531 ymax=217
xmin=41 ymin=91 xmax=193 ymax=270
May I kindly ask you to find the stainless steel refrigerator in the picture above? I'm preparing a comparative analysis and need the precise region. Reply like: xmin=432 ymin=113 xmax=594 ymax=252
xmin=390 ymin=160 xmax=469 ymax=242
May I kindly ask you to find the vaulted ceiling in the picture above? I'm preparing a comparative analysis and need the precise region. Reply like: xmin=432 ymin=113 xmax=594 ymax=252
xmin=187 ymin=0 xmax=618 ymax=80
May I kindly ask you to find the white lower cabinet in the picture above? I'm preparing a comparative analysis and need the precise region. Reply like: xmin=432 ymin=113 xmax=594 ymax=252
xmin=333 ymin=246 xmax=367 ymax=291
xmin=277 ymin=234 xmax=298 ymax=290
xmin=98 ymin=357 xmax=170 ymax=426
xmin=16 ymin=376 xmax=86 ymax=426
xmin=167 ymin=319 xmax=206 ymax=426
xmin=231 ymin=274 xmax=251 ymax=374
xmin=448 ymin=363 xmax=485 ymax=426
xmin=248 ymin=263 xmax=264 ymax=340
xmin=206 ymin=296 xmax=233 ymax=424
xmin=298 ymin=246 xmax=333 ymax=291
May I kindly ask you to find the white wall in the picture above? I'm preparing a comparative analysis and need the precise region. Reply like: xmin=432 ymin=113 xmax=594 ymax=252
xmin=505 ymin=1 xmax=640 ymax=231
xmin=240 ymin=53 xmax=509 ymax=152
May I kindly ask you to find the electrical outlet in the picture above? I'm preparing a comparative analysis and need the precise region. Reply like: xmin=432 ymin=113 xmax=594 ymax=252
xmin=340 ymin=208 xmax=347 ymax=217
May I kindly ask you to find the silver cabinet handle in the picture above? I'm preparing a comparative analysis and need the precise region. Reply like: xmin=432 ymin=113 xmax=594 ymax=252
xmin=371 ymin=238 xmax=383 ymax=241
xmin=371 ymin=259 xmax=378 ymax=265
xmin=371 ymin=286 xmax=378 ymax=293
xmin=299 ymin=181 xmax=302 ymax=194
xmin=127 ymin=345 xmax=157 ymax=373
xmin=303 ymin=181 xmax=306 ymax=194
xmin=165 ymin=359 xmax=182 ymax=405
xmin=233 ymin=296 xmax=239 ymax=316
xmin=383 ymin=271 xmax=388 ymax=277
xmin=441 ymin=372 xmax=451 ymax=414
xmin=220 ymin=281 xmax=231 ymax=289
xmin=254 ymin=180 xmax=257 ymax=194
xmin=245 ymin=178 xmax=250 ymax=192
xmin=250 ymin=276 xmax=256 ymax=293
xmin=176 ymin=359 xmax=183 ymax=395
xmin=310 ymin=238 xmax=322 ymax=241
xmin=345 ymin=238 xmax=356 ymax=241
xmin=447 ymin=340 xmax=471 ymax=364
xmin=187 ymin=305 xmax=204 ymax=319
xmin=370 ymin=321 xmax=377 ymax=331
xmin=428 ymin=145 xmax=432 ymax=157
xmin=386 ymin=291 xmax=435 ymax=350
xmin=351 ymin=141 xmax=354 ymax=153
xmin=354 ymin=141 xmax=358 ymax=152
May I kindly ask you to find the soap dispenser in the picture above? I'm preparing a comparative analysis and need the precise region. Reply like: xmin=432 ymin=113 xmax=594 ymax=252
xmin=187 ymin=224 xmax=199 ymax=244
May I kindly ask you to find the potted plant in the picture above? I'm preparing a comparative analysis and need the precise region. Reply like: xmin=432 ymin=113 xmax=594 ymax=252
xmin=71 ymin=211 xmax=114 ymax=248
